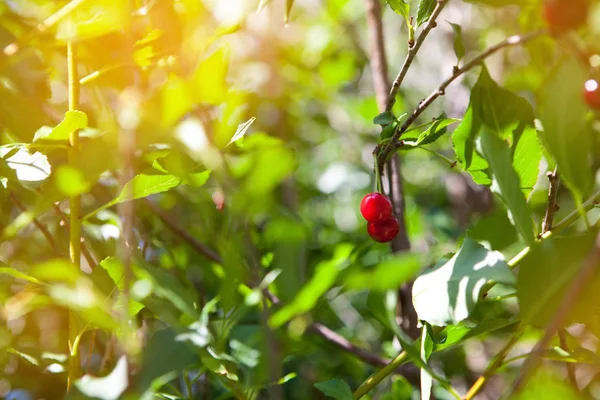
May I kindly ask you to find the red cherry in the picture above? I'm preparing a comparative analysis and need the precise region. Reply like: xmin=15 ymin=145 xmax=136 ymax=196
xmin=543 ymin=0 xmax=588 ymax=34
xmin=367 ymin=217 xmax=400 ymax=243
xmin=584 ymin=79 xmax=600 ymax=110
xmin=360 ymin=193 xmax=393 ymax=223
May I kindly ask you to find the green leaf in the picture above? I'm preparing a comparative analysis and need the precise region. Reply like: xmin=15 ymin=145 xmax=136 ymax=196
xmin=29 ymin=259 xmax=81 ymax=284
xmin=517 ymin=231 xmax=597 ymax=327
xmin=380 ymin=377 xmax=414 ymax=400
xmin=417 ymin=0 xmax=437 ymax=26
xmin=344 ymin=253 xmax=421 ymax=291
xmin=434 ymin=319 xmax=518 ymax=351
xmin=453 ymin=65 xmax=541 ymax=196
xmin=413 ymin=237 xmax=515 ymax=326
xmin=228 ymin=117 xmax=256 ymax=146
xmin=380 ymin=121 xmax=398 ymax=141
xmin=55 ymin=165 xmax=90 ymax=197
xmin=269 ymin=244 xmax=353 ymax=328
xmin=539 ymin=58 xmax=592 ymax=200
xmin=75 ymin=356 xmax=128 ymax=400
xmin=1 ymin=146 xmax=51 ymax=183
xmin=448 ymin=22 xmax=465 ymax=62
xmin=87 ymin=173 xmax=182 ymax=218
xmin=314 ymin=379 xmax=354 ymax=400
xmin=386 ymin=0 xmax=410 ymax=22
xmin=468 ymin=206 xmax=518 ymax=250
xmin=478 ymin=131 xmax=536 ymax=245
xmin=137 ymin=329 xmax=198 ymax=393
xmin=452 ymin=105 xmax=491 ymax=185
xmin=512 ymin=371 xmax=581 ymax=400
xmin=33 ymin=110 xmax=87 ymax=142
xmin=0 ymin=263 xmax=43 ymax=285
xmin=138 ymin=261 xmax=199 ymax=319
xmin=373 ymin=111 xmax=394 ymax=125
xmin=414 ymin=117 xmax=460 ymax=146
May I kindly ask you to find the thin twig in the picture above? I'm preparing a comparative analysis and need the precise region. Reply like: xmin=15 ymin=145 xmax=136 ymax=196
xmin=353 ymin=351 xmax=408 ymax=399
xmin=541 ymin=168 xmax=560 ymax=235
xmin=559 ymin=330 xmax=578 ymax=388
xmin=511 ymin=232 xmax=600 ymax=393
xmin=144 ymin=199 xmax=223 ymax=264
xmin=377 ymin=30 xmax=546 ymax=171
xmin=463 ymin=328 xmax=524 ymax=400
xmin=386 ymin=0 xmax=449 ymax=112
xmin=8 ymin=193 xmax=59 ymax=254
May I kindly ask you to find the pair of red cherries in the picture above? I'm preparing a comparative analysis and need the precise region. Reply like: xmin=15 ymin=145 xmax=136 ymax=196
xmin=360 ymin=193 xmax=399 ymax=243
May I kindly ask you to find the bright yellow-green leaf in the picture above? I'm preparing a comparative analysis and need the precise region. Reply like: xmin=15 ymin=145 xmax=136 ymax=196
xmin=55 ymin=165 xmax=90 ymax=197
xmin=192 ymin=47 xmax=229 ymax=104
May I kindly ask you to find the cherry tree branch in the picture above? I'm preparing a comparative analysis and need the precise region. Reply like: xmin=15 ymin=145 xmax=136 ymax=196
xmin=386 ymin=0 xmax=449 ymax=112
xmin=376 ymin=30 xmax=546 ymax=172
xmin=363 ymin=0 xmax=416 ymax=341
xmin=541 ymin=168 xmax=560 ymax=234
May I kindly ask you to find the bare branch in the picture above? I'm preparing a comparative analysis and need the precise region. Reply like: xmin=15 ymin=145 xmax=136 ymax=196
xmin=386 ymin=0 xmax=449 ymax=112
xmin=541 ymin=168 xmax=560 ymax=234
xmin=144 ymin=199 xmax=223 ymax=264
xmin=364 ymin=0 xmax=390 ymax=110
xmin=9 ymin=193 xmax=59 ymax=254
xmin=377 ymin=30 xmax=546 ymax=171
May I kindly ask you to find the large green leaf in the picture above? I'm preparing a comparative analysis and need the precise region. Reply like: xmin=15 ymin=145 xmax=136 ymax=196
xmin=512 ymin=371 xmax=581 ymax=400
xmin=478 ymin=131 xmax=536 ymax=245
xmin=269 ymin=244 xmax=354 ymax=328
xmin=539 ymin=58 xmax=592 ymax=200
xmin=413 ymin=237 xmax=515 ymax=326
xmin=453 ymin=66 xmax=541 ymax=197
xmin=33 ymin=110 xmax=87 ymax=142
xmin=517 ymin=231 xmax=597 ymax=327
xmin=137 ymin=329 xmax=198 ymax=393
xmin=344 ymin=253 xmax=422 ymax=291
xmin=0 ymin=145 xmax=51 ymax=183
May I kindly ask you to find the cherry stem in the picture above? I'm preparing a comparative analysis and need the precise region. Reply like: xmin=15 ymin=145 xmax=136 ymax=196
xmin=375 ymin=156 xmax=383 ymax=193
